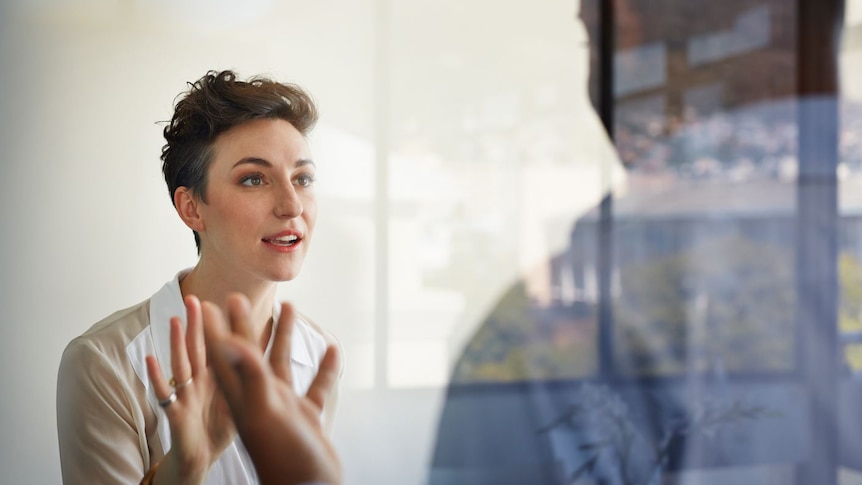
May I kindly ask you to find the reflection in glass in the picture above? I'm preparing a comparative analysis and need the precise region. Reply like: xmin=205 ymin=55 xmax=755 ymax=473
xmin=430 ymin=1 xmax=856 ymax=484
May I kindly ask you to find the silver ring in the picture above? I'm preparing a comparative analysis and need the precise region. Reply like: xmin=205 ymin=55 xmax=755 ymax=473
xmin=170 ymin=376 xmax=193 ymax=389
xmin=158 ymin=392 xmax=177 ymax=408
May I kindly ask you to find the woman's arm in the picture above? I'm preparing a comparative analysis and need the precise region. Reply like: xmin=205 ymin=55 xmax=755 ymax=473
xmin=57 ymin=339 xmax=149 ymax=485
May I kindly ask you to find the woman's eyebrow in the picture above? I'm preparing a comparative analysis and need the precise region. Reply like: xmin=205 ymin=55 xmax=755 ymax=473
xmin=231 ymin=158 xmax=315 ymax=169
xmin=232 ymin=157 xmax=271 ymax=169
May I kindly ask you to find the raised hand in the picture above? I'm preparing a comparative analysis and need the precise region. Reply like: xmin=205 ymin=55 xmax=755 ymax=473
xmin=203 ymin=293 xmax=342 ymax=485
xmin=144 ymin=295 xmax=236 ymax=485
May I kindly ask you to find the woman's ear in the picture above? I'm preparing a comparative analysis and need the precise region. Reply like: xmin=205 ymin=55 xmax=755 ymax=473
xmin=174 ymin=187 xmax=205 ymax=232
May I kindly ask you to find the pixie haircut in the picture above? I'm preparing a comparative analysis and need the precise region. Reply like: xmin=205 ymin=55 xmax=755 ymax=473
xmin=161 ymin=70 xmax=319 ymax=252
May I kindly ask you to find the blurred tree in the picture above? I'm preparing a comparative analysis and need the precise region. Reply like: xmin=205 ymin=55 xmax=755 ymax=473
xmin=613 ymin=235 xmax=795 ymax=376
xmin=452 ymin=281 xmax=596 ymax=383
xmin=451 ymin=237 xmax=862 ymax=382
xmin=839 ymin=252 xmax=862 ymax=370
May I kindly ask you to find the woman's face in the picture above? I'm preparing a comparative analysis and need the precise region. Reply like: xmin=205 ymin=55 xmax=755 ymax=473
xmin=195 ymin=118 xmax=317 ymax=283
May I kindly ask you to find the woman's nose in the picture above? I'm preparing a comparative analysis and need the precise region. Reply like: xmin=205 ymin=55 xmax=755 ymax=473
xmin=274 ymin=183 xmax=303 ymax=218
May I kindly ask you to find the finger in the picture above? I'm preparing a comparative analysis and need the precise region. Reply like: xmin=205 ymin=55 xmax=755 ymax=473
xmin=208 ymin=334 xmax=269 ymax=416
xmin=202 ymin=300 xmax=231 ymax=376
xmin=169 ymin=318 xmax=192 ymax=388
xmin=202 ymin=302 xmax=260 ymax=397
xmin=305 ymin=345 xmax=341 ymax=412
xmin=269 ymin=302 xmax=295 ymax=383
xmin=203 ymin=302 xmax=242 ymax=399
xmin=226 ymin=293 xmax=255 ymax=343
xmin=145 ymin=355 xmax=176 ymax=412
xmin=184 ymin=295 xmax=206 ymax=375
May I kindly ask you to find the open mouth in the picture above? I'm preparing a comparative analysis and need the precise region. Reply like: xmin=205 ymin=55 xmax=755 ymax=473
xmin=262 ymin=234 xmax=301 ymax=247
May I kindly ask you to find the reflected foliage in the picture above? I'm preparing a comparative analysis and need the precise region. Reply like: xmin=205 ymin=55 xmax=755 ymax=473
xmin=840 ymin=252 xmax=862 ymax=371
xmin=538 ymin=383 xmax=779 ymax=485
xmin=614 ymin=235 xmax=795 ymax=376
xmin=452 ymin=238 xmax=862 ymax=382
xmin=452 ymin=282 xmax=596 ymax=383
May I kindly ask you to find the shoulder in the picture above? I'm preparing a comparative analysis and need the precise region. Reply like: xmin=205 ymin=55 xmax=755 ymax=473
xmin=295 ymin=311 xmax=339 ymax=348
xmin=57 ymin=300 xmax=153 ymax=421
xmin=60 ymin=299 xmax=150 ymax=371
xmin=293 ymin=312 xmax=344 ymax=433
xmin=294 ymin=311 xmax=344 ymax=371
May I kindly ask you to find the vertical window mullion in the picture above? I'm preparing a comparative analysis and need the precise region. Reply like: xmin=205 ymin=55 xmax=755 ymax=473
xmin=795 ymin=0 xmax=842 ymax=483
xmin=374 ymin=0 xmax=391 ymax=390
xmin=598 ymin=0 xmax=617 ymax=380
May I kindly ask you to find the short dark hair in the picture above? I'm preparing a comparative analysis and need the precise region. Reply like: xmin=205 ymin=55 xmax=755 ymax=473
xmin=161 ymin=70 xmax=319 ymax=252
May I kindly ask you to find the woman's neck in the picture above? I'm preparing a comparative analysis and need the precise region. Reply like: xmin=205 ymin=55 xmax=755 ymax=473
xmin=178 ymin=263 xmax=277 ymax=343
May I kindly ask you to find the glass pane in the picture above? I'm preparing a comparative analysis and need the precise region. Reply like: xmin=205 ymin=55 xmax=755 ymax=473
xmin=840 ymin=0 xmax=862 ymax=377
xmin=428 ymin=1 xmax=847 ymax=485
xmin=606 ymin=1 xmax=798 ymax=378
xmin=387 ymin=0 xmax=611 ymax=386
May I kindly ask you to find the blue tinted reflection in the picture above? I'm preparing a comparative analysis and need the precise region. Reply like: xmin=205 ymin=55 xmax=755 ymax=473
xmin=429 ymin=0 xmax=853 ymax=483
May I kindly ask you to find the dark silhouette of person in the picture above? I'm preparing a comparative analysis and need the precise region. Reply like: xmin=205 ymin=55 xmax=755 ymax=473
xmin=428 ymin=1 xmax=850 ymax=484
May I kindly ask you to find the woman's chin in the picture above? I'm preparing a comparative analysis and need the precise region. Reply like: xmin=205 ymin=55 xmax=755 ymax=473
xmin=267 ymin=265 xmax=304 ymax=283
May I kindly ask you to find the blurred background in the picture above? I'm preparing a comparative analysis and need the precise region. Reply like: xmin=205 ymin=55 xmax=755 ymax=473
xmin=1 ymin=0 xmax=861 ymax=483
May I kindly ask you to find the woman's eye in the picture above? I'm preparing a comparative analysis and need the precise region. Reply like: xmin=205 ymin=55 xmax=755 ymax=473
xmin=295 ymin=173 xmax=316 ymax=187
xmin=241 ymin=175 xmax=264 ymax=186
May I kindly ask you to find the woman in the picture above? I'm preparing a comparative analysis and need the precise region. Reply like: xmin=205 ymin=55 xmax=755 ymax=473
xmin=56 ymin=70 xmax=341 ymax=485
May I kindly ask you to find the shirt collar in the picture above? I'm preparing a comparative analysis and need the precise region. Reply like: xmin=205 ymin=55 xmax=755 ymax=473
xmin=149 ymin=269 xmax=313 ymax=371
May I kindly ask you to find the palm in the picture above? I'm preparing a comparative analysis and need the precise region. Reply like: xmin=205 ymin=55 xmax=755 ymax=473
xmin=168 ymin=372 xmax=235 ymax=467
xmin=204 ymin=296 xmax=342 ymax=485
xmin=204 ymin=377 xmax=235 ymax=450
xmin=145 ymin=295 xmax=239 ymax=483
